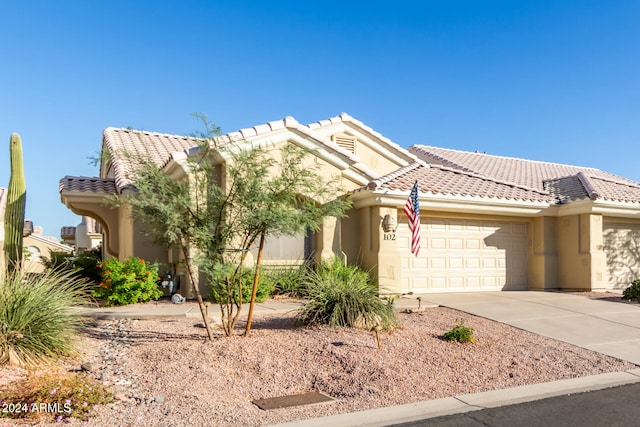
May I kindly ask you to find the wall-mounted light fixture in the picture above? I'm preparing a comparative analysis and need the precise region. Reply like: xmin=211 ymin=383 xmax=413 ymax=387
xmin=381 ymin=214 xmax=397 ymax=233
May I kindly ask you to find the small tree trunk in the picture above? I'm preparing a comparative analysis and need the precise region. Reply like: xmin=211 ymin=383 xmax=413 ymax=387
xmin=219 ymin=249 xmax=251 ymax=336
xmin=181 ymin=243 xmax=214 ymax=341
xmin=245 ymin=231 xmax=266 ymax=337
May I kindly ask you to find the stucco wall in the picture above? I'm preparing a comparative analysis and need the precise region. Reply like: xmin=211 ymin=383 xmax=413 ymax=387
xmin=528 ymin=216 xmax=559 ymax=290
xmin=556 ymin=213 xmax=606 ymax=291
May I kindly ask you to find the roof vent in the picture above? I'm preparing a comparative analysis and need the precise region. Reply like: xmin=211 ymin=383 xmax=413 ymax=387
xmin=331 ymin=132 xmax=357 ymax=154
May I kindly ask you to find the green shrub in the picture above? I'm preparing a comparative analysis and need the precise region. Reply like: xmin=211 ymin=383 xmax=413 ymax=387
xmin=0 ymin=269 xmax=91 ymax=367
xmin=296 ymin=257 xmax=399 ymax=330
xmin=93 ymin=257 xmax=162 ymax=306
xmin=443 ymin=320 xmax=475 ymax=343
xmin=43 ymin=248 xmax=102 ymax=284
xmin=623 ymin=279 xmax=640 ymax=301
xmin=208 ymin=263 xmax=276 ymax=304
xmin=267 ymin=264 xmax=310 ymax=298
xmin=0 ymin=371 xmax=113 ymax=422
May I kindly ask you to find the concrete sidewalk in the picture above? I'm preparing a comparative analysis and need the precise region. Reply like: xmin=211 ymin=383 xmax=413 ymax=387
xmin=80 ymin=291 xmax=640 ymax=426
xmin=78 ymin=298 xmax=305 ymax=320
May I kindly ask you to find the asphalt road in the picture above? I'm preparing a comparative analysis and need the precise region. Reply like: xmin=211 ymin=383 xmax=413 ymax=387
xmin=389 ymin=382 xmax=640 ymax=427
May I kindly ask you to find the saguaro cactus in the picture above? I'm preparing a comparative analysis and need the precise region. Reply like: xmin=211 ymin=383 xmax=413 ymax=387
xmin=4 ymin=133 xmax=26 ymax=274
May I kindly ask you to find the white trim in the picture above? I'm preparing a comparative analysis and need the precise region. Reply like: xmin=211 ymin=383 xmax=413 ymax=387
xmin=351 ymin=189 xmax=550 ymax=216
xmin=556 ymin=199 xmax=640 ymax=218
xmin=203 ymin=127 xmax=378 ymax=185
xmin=26 ymin=234 xmax=74 ymax=253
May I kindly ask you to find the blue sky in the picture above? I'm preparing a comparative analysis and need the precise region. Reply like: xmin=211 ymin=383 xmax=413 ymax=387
xmin=1 ymin=1 xmax=639 ymax=238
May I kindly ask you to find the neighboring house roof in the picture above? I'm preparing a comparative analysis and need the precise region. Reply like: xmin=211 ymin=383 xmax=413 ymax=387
xmin=408 ymin=145 xmax=640 ymax=205
xmin=60 ymin=226 xmax=76 ymax=238
xmin=25 ymin=233 xmax=73 ymax=253
xmin=368 ymin=162 xmax=554 ymax=203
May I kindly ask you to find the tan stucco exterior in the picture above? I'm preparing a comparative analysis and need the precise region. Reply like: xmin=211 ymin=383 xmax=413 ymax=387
xmin=59 ymin=115 xmax=640 ymax=296
xmin=23 ymin=233 xmax=73 ymax=274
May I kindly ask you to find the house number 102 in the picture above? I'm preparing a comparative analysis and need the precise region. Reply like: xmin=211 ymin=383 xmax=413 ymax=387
xmin=383 ymin=233 xmax=396 ymax=241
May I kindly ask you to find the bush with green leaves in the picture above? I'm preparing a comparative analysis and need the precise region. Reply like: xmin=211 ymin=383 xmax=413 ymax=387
xmin=43 ymin=248 xmax=102 ymax=284
xmin=623 ymin=279 xmax=640 ymax=301
xmin=443 ymin=319 xmax=475 ymax=343
xmin=208 ymin=263 xmax=275 ymax=304
xmin=266 ymin=263 xmax=311 ymax=298
xmin=296 ymin=257 xmax=399 ymax=330
xmin=0 ymin=269 xmax=91 ymax=367
xmin=93 ymin=256 xmax=162 ymax=306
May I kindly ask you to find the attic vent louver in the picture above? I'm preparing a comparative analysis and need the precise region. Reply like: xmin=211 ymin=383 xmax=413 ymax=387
xmin=331 ymin=132 xmax=357 ymax=154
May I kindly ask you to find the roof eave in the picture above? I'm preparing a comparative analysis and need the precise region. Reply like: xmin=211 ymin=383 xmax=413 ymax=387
xmin=351 ymin=188 xmax=551 ymax=217
xmin=557 ymin=198 xmax=640 ymax=218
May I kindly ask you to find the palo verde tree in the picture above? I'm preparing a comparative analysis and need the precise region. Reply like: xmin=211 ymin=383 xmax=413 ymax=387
xmin=238 ymin=144 xmax=352 ymax=336
xmin=204 ymin=142 xmax=352 ymax=337
xmin=108 ymin=116 xmax=351 ymax=338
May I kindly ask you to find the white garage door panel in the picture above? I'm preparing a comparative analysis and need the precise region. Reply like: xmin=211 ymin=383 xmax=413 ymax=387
xmin=603 ymin=222 xmax=640 ymax=290
xmin=398 ymin=217 xmax=528 ymax=293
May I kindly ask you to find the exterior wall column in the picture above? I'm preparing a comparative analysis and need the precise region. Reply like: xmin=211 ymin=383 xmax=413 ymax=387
xmin=315 ymin=216 xmax=345 ymax=263
xmin=373 ymin=206 xmax=402 ymax=295
xmin=528 ymin=217 xmax=558 ymax=290
xmin=582 ymin=213 xmax=607 ymax=291
xmin=557 ymin=213 xmax=606 ymax=291
xmin=117 ymin=204 xmax=135 ymax=260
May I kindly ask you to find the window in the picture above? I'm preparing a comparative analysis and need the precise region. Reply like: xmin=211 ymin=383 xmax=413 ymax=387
xmin=27 ymin=246 xmax=41 ymax=262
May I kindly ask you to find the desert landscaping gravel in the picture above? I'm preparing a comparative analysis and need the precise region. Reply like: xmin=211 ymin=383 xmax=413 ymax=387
xmin=1 ymin=293 xmax=638 ymax=426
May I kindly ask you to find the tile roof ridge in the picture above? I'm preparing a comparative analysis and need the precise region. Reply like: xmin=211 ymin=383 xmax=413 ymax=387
xmin=412 ymin=144 xmax=612 ymax=172
xmin=367 ymin=162 xmax=426 ymax=190
xmin=61 ymin=175 xmax=115 ymax=181
xmin=409 ymin=145 xmax=479 ymax=174
xmin=576 ymin=172 xmax=599 ymax=201
xmin=431 ymin=164 xmax=551 ymax=196
xmin=583 ymin=173 xmax=640 ymax=188
xmin=344 ymin=115 xmax=417 ymax=156
xmin=224 ymin=116 xmax=297 ymax=141
xmin=306 ymin=113 xmax=419 ymax=160
xmin=104 ymin=127 xmax=204 ymax=142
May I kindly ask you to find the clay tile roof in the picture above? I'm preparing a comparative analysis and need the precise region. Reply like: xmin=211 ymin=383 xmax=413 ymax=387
xmin=60 ymin=226 xmax=76 ymax=237
xmin=544 ymin=175 xmax=590 ymax=203
xmin=411 ymin=145 xmax=640 ymax=204
xmin=103 ymin=128 xmax=203 ymax=190
xmin=59 ymin=176 xmax=117 ymax=194
xmin=588 ymin=176 xmax=640 ymax=203
xmin=100 ymin=114 xmax=382 ymax=192
xmin=369 ymin=162 xmax=554 ymax=203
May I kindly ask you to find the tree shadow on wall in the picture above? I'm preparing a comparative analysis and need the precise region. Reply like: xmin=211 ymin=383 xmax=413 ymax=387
xmin=602 ymin=228 xmax=640 ymax=290
xmin=483 ymin=225 xmax=529 ymax=291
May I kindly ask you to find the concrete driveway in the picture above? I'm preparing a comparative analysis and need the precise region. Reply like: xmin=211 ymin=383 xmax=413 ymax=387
xmin=408 ymin=291 xmax=640 ymax=365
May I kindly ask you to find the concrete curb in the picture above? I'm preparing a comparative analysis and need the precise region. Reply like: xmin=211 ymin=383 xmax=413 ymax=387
xmin=269 ymin=369 xmax=640 ymax=426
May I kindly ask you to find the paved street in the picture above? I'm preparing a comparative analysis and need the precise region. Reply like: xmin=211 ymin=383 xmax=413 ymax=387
xmin=390 ymin=382 xmax=640 ymax=427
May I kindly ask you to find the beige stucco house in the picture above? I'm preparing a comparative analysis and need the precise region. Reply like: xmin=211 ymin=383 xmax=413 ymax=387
xmin=23 ymin=226 xmax=74 ymax=274
xmin=59 ymin=113 xmax=640 ymax=298
xmin=60 ymin=216 xmax=103 ymax=252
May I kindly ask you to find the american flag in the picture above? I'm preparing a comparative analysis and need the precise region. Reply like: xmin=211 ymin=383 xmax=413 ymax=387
xmin=404 ymin=181 xmax=421 ymax=256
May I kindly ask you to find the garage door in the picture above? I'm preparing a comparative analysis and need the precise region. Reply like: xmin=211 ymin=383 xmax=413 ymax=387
xmin=603 ymin=222 xmax=640 ymax=290
xmin=398 ymin=216 xmax=528 ymax=293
